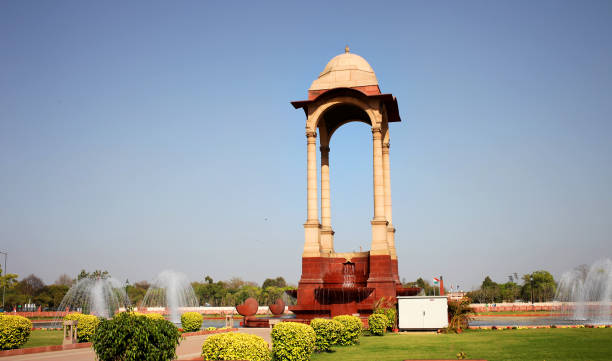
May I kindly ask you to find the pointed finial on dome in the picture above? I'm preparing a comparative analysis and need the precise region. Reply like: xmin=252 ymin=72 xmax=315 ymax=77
xmin=345 ymin=45 xmax=350 ymax=53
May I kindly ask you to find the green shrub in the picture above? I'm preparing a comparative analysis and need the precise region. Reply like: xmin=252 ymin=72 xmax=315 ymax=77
xmin=201 ymin=332 xmax=270 ymax=361
xmin=332 ymin=315 xmax=362 ymax=345
xmin=206 ymin=326 xmax=217 ymax=331
xmin=271 ymin=322 xmax=316 ymax=361
xmin=368 ymin=314 xmax=388 ymax=336
xmin=145 ymin=313 xmax=165 ymax=321
xmin=447 ymin=299 xmax=473 ymax=332
xmin=373 ymin=307 xmax=396 ymax=329
xmin=309 ymin=318 xmax=343 ymax=352
xmin=0 ymin=315 xmax=32 ymax=350
xmin=64 ymin=313 xmax=100 ymax=343
xmin=181 ymin=312 xmax=203 ymax=332
xmin=93 ymin=312 xmax=180 ymax=361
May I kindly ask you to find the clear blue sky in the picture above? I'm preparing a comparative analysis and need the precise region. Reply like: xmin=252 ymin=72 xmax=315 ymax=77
xmin=1 ymin=1 xmax=611 ymax=290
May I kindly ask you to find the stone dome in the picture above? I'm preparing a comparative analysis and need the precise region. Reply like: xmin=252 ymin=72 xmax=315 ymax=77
xmin=309 ymin=50 xmax=379 ymax=91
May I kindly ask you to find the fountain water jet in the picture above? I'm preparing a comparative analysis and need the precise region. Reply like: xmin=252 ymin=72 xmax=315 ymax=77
xmin=57 ymin=277 xmax=130 ymax=318
xmin=141 ymin=270 xmax=198 ymax=324
xmin=555 ymin=259 xmax=612 ymax=324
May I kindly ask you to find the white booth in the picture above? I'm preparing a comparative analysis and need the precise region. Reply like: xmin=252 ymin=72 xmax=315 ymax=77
xmin=397 ymin=296 xmax=448 ymax=330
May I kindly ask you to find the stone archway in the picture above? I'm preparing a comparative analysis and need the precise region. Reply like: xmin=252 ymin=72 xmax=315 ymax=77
xmin=288 ymin=49 xmax=411 ymax=320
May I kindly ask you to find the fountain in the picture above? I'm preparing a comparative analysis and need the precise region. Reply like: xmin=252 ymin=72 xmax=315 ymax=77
xmin=141 ymin=270 xmax=198 ymax=323
xmin=57 ymin=277 xmax=130 ymax=318
xmin=555 ymin=259 xmax=612 ymax=324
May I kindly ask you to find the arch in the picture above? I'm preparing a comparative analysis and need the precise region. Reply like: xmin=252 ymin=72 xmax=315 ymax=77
xmin=318 ymin=103 xmax=372 ymax=146
xmin=306 ymin=91 xmax=381 ymax=135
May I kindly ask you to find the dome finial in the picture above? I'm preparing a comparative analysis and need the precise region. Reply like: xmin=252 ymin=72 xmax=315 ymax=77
xmin=345 ymin=45 xmax=350 ymax=53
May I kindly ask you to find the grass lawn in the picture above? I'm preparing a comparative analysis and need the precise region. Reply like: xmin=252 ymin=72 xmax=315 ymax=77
xmin=21 ymin=330 xmax=63 ymax=348
xmin=310 ymin=328 xmax=612 ymax=361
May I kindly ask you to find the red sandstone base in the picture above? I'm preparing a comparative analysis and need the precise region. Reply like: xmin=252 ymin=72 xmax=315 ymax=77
xmin=289 ymin=254 xmax=418 ymax=321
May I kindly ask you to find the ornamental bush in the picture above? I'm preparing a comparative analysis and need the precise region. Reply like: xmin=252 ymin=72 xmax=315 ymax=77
xmin=201 ymin=332 xmax=270 ymax=361
xmin=368 ymin=314 xmax=388 ymax=336
xmin=181 ymin=312 xmax=203 ymax=332
xmin=0 ymin=315 xmax=32 ymax=350
xmin=332 ymin=315 xmax=362 ymax=346
xmin=309 ymin=318 xmax=343 ymax=352
xmin=93 ymin=312 xmax=180 ymax=361
xmin=64 ymin=313 xmax=100 ymax=343
xmin=145 ymin=313 xmax=165 ymax=321
xmin=206 ymin=326 xmax=217 ymax=331
xmin=271 ymin=322 xmax=316 ymax=361
xmin=373 ymin=307 xmax=396 ymax=329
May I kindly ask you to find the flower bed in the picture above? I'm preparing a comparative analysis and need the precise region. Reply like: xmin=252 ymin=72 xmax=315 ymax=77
xmin=466 ymin=324 xmax=612 ymax=330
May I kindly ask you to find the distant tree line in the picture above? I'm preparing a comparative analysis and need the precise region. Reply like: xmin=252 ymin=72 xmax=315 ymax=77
xmin=401 ymin=270 xmax=557 ymax=303
xmin=0 ymin=266 xmax=74 ymax=311
xmin=465 ymin=271 xmax=557 ymax=303
xmin=0 ymin=266 xmax=295 ymax=310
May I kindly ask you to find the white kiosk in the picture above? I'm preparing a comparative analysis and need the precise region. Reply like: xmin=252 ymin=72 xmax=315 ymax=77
xmin=397 ymin=296 xmax=449 ymax=330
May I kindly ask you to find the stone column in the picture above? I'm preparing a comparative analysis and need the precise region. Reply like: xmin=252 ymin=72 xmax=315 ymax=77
xmin=320 ymin=145 xmax=334 ymax=254
xmin=383 ymin=141 xmax=400 ymax=283
xmin=371 ymin=128 xmax=389 ymax=255
xmin=303 ymin=130 xmax=321 ymax=257
xmin=382 ymin=142 xmax=396 ymax=255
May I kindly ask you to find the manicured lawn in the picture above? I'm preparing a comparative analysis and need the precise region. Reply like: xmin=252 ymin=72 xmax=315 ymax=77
xmin=21 ymin=330 xmax=63 ymax=348
xmin=310 ymin=328 xmax=612 ymax=361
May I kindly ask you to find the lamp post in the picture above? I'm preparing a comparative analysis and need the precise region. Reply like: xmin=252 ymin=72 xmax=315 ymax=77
xmin=1 ymin=251 xmax=7 ymax=310
xmin=530 ymin=275 xmax=534 ymax=305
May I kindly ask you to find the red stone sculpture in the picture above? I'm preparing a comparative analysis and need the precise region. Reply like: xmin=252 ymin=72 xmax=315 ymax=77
xmin=268 ymin=298 xmax=285 ymax=315
xmin=235 ymin=297 xmax=258 ymax=317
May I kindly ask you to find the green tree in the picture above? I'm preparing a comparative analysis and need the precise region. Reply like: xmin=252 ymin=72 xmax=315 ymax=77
xmin=521 ymin=271 xmax=556 ymax=302
xmin=126 ymin=281 xmax=149 ymax=307
xmin=19 ymin=274 xmax=45 ymax=299
xmin=262 ymin=277 xmax=287 ymax=289
xmin=77 ymin=270 xmax=110 ymax=281
xmin=480 ymin=276 xmax=501 ymax=303
xmin=499 ymin=282 xmax=521 ymax=302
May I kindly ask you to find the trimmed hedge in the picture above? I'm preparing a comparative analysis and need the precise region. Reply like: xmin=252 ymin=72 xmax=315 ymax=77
xmin=368 ymin=314 xmax=388 ymax=336
xmin=374 ymin=307 xmax=396 ymax=329
xmin=201 ymin=332 xmax=270 ymax=361
xmin=271 ymin=322 xmax=316 ymax=361
xmin=64 ymin=313 xmax=100 ymax=343
xmin=332 ymin=315 xmax=362 ymax=346
xmin=0 ymin=315 xmax=32 ymax=350
xmin=145 ymin=313 xmax=165 ymax=321
xmin=310 ymin=318 xmax=343 ymax=352
xmin=181 ymin=312 xmax=203 ymax=332
xmin=93 ymin=312 xmax=180 ymax=361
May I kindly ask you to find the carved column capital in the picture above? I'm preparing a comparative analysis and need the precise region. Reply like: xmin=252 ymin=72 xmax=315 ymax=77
xmin=371 ymin=127 xmax=382 ymax=139
xmin=382 ymin=142 xmax=390 ymax=154
xmin=305 ymin=130 xmax=317 ymax=138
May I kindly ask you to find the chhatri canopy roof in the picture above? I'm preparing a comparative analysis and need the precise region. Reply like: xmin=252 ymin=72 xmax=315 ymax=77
xmin=292 ymin=48 xmax=401 ymax=123
xmin=309 ymin=49 xmax=379 ymax=92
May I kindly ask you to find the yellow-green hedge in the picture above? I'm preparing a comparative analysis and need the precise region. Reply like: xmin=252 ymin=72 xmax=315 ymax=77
xmin=144 ymin=313 xmax=165 ymax=321
xmin=367 ymin=314 xmax=388 ymax=336
xmin=332 ymin=315 xmax=362 ymax=345
xmin=64 ymin=313 xmax=100 ymax=343
xmin=271 ymin=322 xmax=316 ymax=361
xmin=201 ymin=332 xmax=270 ymax=361
xmin=181 ymin=312 xmax=203 ymax=332
xmin=0 ymin=315 xmax=32 ymax=350
xmin=373 ymin=307 xmax=396 ymax=329
xmin=309 ymin=318 xmax=343 ymax=352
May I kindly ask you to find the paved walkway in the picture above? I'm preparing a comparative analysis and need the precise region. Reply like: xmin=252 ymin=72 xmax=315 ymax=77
xmin=3 ymin=329 xmax=272 ymax=361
